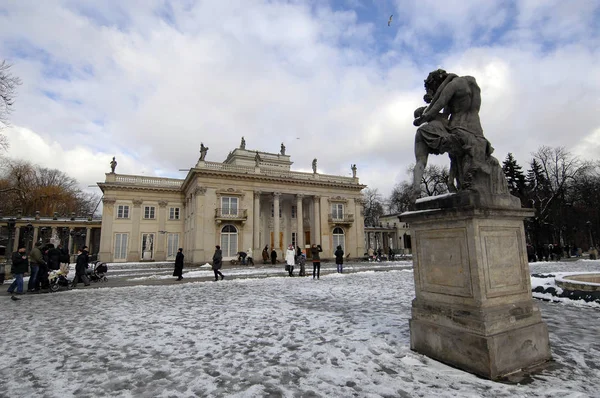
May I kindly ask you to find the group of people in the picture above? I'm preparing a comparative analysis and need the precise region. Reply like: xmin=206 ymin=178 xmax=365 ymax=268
xmin=367 ymin=247 xmax=395 ymax=262
xmin=7 ymin=241 xmax=92 ymax=298
xmin=526 ymin=243 xmax=579 ymax=262
xmin=173 ymin=246 xmax=225 ymax=282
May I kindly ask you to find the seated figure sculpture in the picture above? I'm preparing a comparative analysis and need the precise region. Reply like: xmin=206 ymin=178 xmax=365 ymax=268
xmin=412 ymin=69 xmax=508 ymax=204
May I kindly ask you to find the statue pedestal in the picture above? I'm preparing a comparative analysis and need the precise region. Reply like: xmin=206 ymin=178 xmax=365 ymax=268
xmin=400 ymin=194 xmax=551 ymax=380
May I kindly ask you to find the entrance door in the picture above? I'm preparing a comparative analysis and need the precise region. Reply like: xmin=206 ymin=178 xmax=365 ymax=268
xmin=141 ymin=233 xmax=155 ymax=260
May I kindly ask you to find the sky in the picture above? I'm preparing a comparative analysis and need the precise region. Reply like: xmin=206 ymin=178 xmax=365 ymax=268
xmin=1 ymin=0 xmax=599 ymax=203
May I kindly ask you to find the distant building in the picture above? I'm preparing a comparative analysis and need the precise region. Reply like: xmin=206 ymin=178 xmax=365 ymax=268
xmin=98 ymin=143 xmax=366 ymax=263
xmin=364 ymin=213 xmax=411 ymax=255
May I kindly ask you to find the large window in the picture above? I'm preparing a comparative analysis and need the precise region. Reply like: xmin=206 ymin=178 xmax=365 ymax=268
xmin=333 ymin=227 xmax=345 ymax=251
xmin=144 ymin=206 xmax=156 ymax=219
xmin=331 ymin=203 xmax=344 ymax=220
xmin=220 ymin=225 xmax=238 ymax=257
xmin=167 ymin=233 xmax=180 ymax=259
xmin=271 ymin=203 xmax=282 ymax=218
xmin=117 ymin=205 xmax=130 ymax=219
xmin=114 ymin=233 xmax=128 ymax=260
xmin=221 ymin=197 xmax=238 ymax=216
xmin=169 ymin=207 xmax=180 ymax=220
xmin=291 ymin=205 xmax=297 ymax=219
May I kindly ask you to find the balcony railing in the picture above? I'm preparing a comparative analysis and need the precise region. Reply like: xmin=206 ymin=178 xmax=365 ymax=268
xmin=215 ymin=208 xmax=248 ymax=222
xmin=328 ymin=213 xmax=354 ymax=224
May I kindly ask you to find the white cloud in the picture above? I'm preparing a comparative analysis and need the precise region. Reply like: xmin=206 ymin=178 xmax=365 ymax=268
xmin=0 ymin=0 xmax=599 ymax=204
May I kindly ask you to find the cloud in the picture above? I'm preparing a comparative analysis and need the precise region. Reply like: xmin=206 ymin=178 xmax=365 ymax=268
xmin=0 ymin=0 xmax=599 ymax=204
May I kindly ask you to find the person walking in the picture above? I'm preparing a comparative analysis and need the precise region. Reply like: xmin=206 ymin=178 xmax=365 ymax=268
xmin=247 ymin=248 xmax=254 ymax=266
xmin=262 ymin=246 xmax=269 ymax=264
xmin=334 ymin=245 xmax=344 ymax=273
xmin=7 ymin=245 xmax=29 ymax=298
xmin=388 ymin=247 xmax=394 ymax=261
xmin=270 ymin=248 xmax=277 ymax=265
xmin=285 ymin=244 xmax=295 ymax=276
xmin=58 ymin=244 xmax=70 ymax=276
xmin=71 ymin=247 xmax=90 ymax=288
xmin=46 ymin=244 xmax=61 ymax=271
xmin=28 ymin=241 xmax=45 ymax=292
xmin=212 ymin=245 xmax=224 ymax=281
xmin=310 ymin=244 xmax=322 ymax=279
xmin=173 ymin=248 xmax=184 ymax=281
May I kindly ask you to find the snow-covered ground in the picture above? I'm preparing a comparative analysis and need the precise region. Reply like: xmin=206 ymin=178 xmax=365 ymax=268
xmin=1 ymin=260 xmax=600 ymax=397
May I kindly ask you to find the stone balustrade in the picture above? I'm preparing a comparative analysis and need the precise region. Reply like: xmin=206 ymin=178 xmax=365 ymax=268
xmin=112 ymin=174 xmax=184 ymax=188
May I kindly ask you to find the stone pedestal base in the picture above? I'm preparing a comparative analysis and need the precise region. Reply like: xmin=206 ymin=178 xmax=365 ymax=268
xmin=400 ymin=193 xmax=552 ymax=380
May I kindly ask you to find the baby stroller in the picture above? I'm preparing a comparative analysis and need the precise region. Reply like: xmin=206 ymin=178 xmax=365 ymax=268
xmin=48 ymin=270 xmax=71 ymax=292
xmin=86 ymin=261 xmax=108 ymax=283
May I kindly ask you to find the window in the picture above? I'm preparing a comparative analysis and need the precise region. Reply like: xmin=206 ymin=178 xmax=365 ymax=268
xmin=114 ymin=233 xmax=128 ymax=260
xmin=221 ymin=197 xmax=238 ymax=216
xmin=291 ymin=205 xmax=297 ymax=219
xmin=292 ymin=232 xmax=296 ymax=248
xmin=333 ymin=227 xmax=345 ymax=251
xmin=169 ymin=207 xmax=180 ymax=220
xmin=117 ymin=205 xmax=130 ymax=219
xmin=271 ymin=203 xmax=282 ymax=218
xmin=144 ymin=206 xmax=156 ymax=219
xmin=220 ymin=225 xmax=238 ymax=257
xmin=167 ymin=233 xmax=180 ymax=259
xmin=332 ymin=203 xmax=344 ymax=220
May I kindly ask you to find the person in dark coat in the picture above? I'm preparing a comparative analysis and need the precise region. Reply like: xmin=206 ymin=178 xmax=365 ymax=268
xmin=58 ymin=244 xmax=70 ymax=275
xmin=173 ymin=248 xmax=184 ymax=281
xmin=212 ymin=245 xmax=224 ymax=281
xmin=8 ymin=245 xmax=29 ymax=296
xmin=270 ymin=249 xmax=277 ymax=265
xmin=310 ymin=244 xmax=323 ymax=279
xmin=28 ymin=241 xmax=45 ymax=292
xmin=46 ymin=244 xmax=61 ymax=271
xmin=334 ymin=245 xmax=344 ymax=273
xmin=71 ymin=247 xmax=90 ymax=288
xmin=262 ymin=246 xmax=269 ymax=264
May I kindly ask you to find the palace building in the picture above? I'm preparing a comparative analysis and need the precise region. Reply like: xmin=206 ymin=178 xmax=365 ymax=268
xmin=97 ymin=141 xmax=366 ymax=263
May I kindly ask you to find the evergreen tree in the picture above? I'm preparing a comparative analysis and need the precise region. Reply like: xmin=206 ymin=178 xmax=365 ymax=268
xmin=502 ymin=153 xmax=527 ymax=199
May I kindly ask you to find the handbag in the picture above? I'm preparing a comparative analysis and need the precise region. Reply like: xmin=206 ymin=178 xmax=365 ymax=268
xmin=285 ymin=264 xmax=290 ymax=271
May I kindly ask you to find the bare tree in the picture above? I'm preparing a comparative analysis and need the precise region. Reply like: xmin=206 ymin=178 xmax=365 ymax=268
xmin=388 ymin=181 xmax=413 ymax=213
xmin=362 ymin=188 xmax=385 ymax=226
xmin=0 ymin=60 xmax=21 ymax=153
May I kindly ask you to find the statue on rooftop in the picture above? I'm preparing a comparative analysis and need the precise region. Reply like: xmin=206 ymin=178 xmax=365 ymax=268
xmin=411 ymin=69 xmax=508 ymax=203
xmin=240 ymin=136 xmax=246 ymax=149
xmin=312 ymin=158 xmax=317 ymax=174
xmin=110 ymin=157 xmax=117 ymax=173
xmin=254 ymin=151 xmax=261 ymax=167
xmin=199 ymin=143 xmax=209 ymax=161
xmin=280 ymin=142 xmax=286 ymax=155
xmin=351 ymin=164 xmax=357 ymax=178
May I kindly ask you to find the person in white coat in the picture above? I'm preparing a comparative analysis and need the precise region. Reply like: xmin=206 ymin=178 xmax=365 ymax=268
xmin=285 ymin=244 xmax=296 ymax=277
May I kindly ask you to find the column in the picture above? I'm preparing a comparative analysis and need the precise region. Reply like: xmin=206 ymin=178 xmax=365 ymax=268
xmin=296 ymin=194 xmax=304 ymax=250
xmin=128 ymin=199 xmax=143 ymax=261
xmin=68 ymin=228 xmax=74 ymax=254
xmin=193 ymin=186 xmax=207 ymax=263
xmin=85 ymin=227 xmax=91 ymax=249
xmin=313 ymin=196 xmax=321 ymax=244
xmin=156 ymin=200 xmax=168 ymax=261
xmin=253 ymin=191 xmax=261 ymax=253
xmin=13 ymin=226 xmax=21 ymax=252
xmin=32 ymin=226 xmax=39 ymax=245
xmin=273 ymin=192 xmax=281 ymax=254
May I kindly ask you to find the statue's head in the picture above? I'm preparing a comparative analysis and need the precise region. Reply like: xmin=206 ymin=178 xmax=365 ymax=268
xmin=424 ymin=69 xmax=448 ymax=98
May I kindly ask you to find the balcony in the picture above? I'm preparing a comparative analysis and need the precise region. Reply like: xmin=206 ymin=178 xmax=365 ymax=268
xmin=215 ymin=208 xmax=248 ymax=224
xmin=328 ymin=213 xmax=354 ymax=225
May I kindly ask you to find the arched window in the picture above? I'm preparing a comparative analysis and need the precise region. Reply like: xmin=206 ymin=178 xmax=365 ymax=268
xmin=221 ymin=225 xmax=238 ymax=257
xmin=332 ymin=227 xmax=345 ymax=251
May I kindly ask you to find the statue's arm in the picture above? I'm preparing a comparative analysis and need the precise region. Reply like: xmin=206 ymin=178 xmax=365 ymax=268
xmin=423 ymin=80 xmax=459 ymax=119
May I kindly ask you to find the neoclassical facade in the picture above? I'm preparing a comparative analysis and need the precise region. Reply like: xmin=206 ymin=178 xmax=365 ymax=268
xmin=98 ymin=144 xmax=366 ymax=263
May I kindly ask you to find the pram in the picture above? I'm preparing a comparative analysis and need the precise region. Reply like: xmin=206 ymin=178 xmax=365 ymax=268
xmin=48 ymin=270 xmax=70 ymax=292
xmin=86 ymin=261 xmax=108 ymax=283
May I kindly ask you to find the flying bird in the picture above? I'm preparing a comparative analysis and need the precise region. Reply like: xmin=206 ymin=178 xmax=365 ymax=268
xmin=388 ymin=15 xmax=393 ymax=26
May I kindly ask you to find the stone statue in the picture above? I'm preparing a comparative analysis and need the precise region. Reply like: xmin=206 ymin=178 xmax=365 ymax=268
xmin=351 ymin=164 xmax=357 ymax=178
xmin=240 ymin=136 xmax=246 ymax=149
xmin=110 ymin=157 xmax=117 ymax=173
xmin=312 ymin=158 xmax=317 ymax=174
xmin=254 ymin=151 xmax=261 ymax=167
xmin=411 ymin=69 xmax=508 ymax=203
xmin=199 ymin=143 xmax=209 ymax=161
xmin=280 ymin=142 xmax=286 ymax=155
